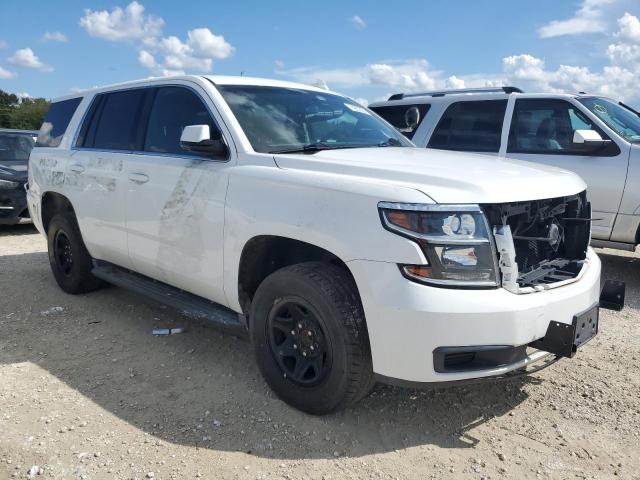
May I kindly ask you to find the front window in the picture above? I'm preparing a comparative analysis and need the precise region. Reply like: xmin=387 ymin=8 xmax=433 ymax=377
xmin=579 ymin=97 xmax=640 ymax=142
xmin=0 ymin=132 xmax=35 ymax=163
xmin=217 ymin=85 xmax=411 ymax=153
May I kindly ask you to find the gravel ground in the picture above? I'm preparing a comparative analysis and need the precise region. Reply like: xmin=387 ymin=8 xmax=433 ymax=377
xmin=1 ymin=224 xmax=639 ymax=480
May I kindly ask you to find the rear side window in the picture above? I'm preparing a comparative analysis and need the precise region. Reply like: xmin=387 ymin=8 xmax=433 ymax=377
xmin=144 ymin=86 xmax=221 ymax=155
xmin=369 ymin=104 xmax=430 ymax=139
xmin=428 ymin=100 xmax=507 ymax=152
xmin=36 ymin=97 xmax=82 ymax=147
xmin=80 ymin=89 xmax=148 ymax=150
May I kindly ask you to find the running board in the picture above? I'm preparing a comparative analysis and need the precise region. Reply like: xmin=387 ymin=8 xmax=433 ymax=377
xmin=92 ymin=260 xmax=247 ymax=336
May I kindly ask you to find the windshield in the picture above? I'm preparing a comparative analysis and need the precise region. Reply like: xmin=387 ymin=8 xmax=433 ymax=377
xmin=217 ymin=85 xmax=411 ymax=153
xmin=578 ymin=97 xmax=640 ymax=142
xmin=0 ymin=132 xmax=36 ymax=163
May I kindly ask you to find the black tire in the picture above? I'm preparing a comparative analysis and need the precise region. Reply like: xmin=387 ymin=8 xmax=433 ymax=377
xmin=250 ymin=262 xmax=375 ymax=414
xmin=47 ymin=213 xmax=104 ymax=294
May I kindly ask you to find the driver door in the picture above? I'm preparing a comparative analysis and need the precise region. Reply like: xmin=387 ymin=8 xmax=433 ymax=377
xmin=125 ymin=84 xmax=232 ymax=305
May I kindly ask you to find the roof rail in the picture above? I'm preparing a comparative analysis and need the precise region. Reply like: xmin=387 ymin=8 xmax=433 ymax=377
xmin=387 ymin=86 xmax=523 ymax=101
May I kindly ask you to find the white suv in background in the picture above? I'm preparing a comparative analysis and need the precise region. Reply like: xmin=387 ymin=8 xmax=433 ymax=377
xmin=27 ymin=76 xmax=619 ymax=414
xmin=370 ymin=88 xmax=640 ymax=252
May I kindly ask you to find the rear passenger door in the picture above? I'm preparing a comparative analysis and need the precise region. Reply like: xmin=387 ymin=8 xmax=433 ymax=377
xmin=426 ymin=100 xmax=507 ymax=154
xmin=68 ymin=88 xmax=149 ymax=267
xmin=125 ymin=84 xmax=232 ymax=305
xmin=504 ymin=99 xmax=628 ymax=239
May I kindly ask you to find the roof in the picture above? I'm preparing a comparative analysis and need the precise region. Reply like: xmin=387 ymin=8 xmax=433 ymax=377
xmin=51 ymin=74 xmax=337 ymax=103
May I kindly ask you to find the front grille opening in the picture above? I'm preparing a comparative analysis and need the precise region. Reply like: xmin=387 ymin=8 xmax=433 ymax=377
xmin=484 ymin=192 xmax=590 ymax=290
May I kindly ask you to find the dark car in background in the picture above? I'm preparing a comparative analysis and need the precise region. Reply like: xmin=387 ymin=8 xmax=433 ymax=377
xmin=0 ymin=128 xmax=38 ymax=225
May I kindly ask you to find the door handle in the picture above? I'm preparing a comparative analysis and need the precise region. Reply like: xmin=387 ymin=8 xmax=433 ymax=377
xmin=128 ymin=172 xmax=149 ymax=184
xmin=68 ymin=164 xmax=85 ymax=174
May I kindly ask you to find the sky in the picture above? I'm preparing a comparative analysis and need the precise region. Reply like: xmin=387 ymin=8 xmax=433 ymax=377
xmin=1 ymin=0 xmax=640 ymax=107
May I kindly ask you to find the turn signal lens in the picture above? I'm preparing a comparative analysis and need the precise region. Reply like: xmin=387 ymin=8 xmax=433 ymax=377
xmin=403 ymin=265 xmax=433 ymax=279
xmin=386 ymin=210 xmax=414 ymax=230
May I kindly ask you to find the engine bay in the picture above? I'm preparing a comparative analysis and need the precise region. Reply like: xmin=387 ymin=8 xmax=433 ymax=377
xmin=483 ymin=191 xmax=591 ymax=291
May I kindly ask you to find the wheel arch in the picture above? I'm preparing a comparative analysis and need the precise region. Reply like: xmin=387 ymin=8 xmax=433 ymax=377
xmin=41 ymin=191 xmax=76 ymax=233
xmin=237 ymin=235 xmax=362 ymax=316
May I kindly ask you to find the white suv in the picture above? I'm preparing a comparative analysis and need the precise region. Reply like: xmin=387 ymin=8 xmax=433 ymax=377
xmin=28 ymin=76 xmax=614 ymax=414
xmin=370 ymin=87 xmax=640 ymax=252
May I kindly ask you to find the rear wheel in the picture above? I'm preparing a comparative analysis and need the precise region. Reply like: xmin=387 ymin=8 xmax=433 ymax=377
xmin=250 ymin=262 xmax=375 ymax=414
xmin=47 ymin=213 xmax=104 ymax=294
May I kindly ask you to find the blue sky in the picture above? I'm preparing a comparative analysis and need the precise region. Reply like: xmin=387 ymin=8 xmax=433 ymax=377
xmin=1 ymin=0 xmax=640 ymax=106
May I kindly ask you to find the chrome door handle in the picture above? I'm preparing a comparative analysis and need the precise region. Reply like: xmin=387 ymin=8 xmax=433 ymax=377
xmin=69 ymin=164 xmax=85 ymax=174
xmin=128 ymin=172 xmax=149 ymax=184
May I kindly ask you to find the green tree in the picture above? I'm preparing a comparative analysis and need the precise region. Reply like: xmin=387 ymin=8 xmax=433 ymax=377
xmin=0 ymin=89 xmax=50 ymax=130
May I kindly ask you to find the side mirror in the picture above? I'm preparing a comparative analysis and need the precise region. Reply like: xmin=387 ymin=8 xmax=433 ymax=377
xmin=180 ymin=125 xmax=229 ymax=160
xmin=573 ymin=129 xmax=611 ymax=151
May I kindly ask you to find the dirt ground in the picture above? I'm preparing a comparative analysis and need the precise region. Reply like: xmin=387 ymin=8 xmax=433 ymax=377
xmin=1 ymin=224 xmax=639 ymax=480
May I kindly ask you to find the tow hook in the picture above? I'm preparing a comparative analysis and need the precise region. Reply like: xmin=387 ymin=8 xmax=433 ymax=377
xmin=599 ymin=279 xmax=626 ymax=311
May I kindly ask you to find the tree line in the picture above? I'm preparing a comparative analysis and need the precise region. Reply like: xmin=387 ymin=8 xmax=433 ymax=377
xmin=0 ymin=89 xmax=50 ymax=131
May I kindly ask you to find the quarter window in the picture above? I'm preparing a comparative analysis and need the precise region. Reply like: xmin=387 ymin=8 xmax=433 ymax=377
xmin=427 ymin=100 xmax=507 ymax=153
xmin=144 ymin=86 xmax=221 ymax=156
xmin=36 ymin=97 xmax=82 ymax=147
xmin=507 ymin=99 xmax=620 ymax=156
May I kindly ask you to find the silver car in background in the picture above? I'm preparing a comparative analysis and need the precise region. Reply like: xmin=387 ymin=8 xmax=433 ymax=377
xmin=370 ymin=88 xmax=640 ymax=252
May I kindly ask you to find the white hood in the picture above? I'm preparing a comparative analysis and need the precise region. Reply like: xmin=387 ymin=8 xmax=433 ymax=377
xmin=273 ymin=147 xmax=586 ymax=204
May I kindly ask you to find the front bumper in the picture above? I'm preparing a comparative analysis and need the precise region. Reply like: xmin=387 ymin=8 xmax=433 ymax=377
xmin=347 ymin=247 xmax=601 ymax=384
xmin=0 ymin=182 xmax=29 ymax=225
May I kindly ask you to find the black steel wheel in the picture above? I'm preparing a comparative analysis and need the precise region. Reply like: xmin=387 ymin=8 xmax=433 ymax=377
xmin=250 ymin=262 xmax=375 ymax=414
xmin=53 ymin=230 xmax=74 ymax=276
xmin=267 ymin=298 xmax=332 ymax=386
xmin=47 ymin=212 xmax=104 ymax=294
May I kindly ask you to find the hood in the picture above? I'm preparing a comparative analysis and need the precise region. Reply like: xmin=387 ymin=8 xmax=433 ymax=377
xmin=273 ymin=147 xmax=586 ymax=204
xmin=0 ymin=163 xmax=27 ymax=183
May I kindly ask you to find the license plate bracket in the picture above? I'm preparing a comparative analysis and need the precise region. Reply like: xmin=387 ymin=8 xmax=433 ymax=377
xmin=529 ymin=305 xmax=599 ymax=358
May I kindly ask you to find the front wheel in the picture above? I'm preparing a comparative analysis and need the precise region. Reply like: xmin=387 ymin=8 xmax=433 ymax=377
xmin=250 ymin=262 xmax=375 ymax=414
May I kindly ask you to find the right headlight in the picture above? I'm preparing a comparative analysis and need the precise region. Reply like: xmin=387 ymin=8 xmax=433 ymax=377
xmin=378 ymin=202 xmax=499 ymax=287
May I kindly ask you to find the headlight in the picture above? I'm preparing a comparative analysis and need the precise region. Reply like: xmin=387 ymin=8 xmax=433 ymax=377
xmin=0 ymin=179 xmax=20 ymax=190
xmin=379 ymin=202 xmax=498 ymax=287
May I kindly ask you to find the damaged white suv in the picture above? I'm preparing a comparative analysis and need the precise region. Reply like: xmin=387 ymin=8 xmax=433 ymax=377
xmin=28 ymin=76 xmax=621 ymax=414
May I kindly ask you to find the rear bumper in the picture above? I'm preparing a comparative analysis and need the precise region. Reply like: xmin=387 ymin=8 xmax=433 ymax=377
xmin=0 ymin=184 xmax=29 ymax=225
xmin=347 ymin=248 xmax=601 ymax=383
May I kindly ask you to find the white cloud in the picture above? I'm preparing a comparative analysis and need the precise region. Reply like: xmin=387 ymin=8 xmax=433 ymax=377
xmin=538 ymin=0 xmax=614 ymax=38
xmin=444 ymin=75 xmax=465 ymax=89
xmin=80 ymin=2 xmax=234 ymax=77
xmin=274 ymin=59 xmax=285 ymax=68
xmin=43 ymin=31 xmax=68 ymax=43
xmin=79 ymin=1 xmax=164 ymax=43
xmin=0 ymin=65 xmax=16 ymax=79
xmin=140 ymin=28 xmax=233 ymax=75
xmin=187 ymin=28 xmax=234 ymax=59
xmin=281 ymin=59 xmax=439 ymax=91
xmin=7 ymin=48 xmax=52 ymax=72
xmin=0 ymin=40 xmax=7 ymax=49
xmin=350 ymin=15 xmax=366 ymax=30
xmin=615 ymin=11 xmax=640 ymax=42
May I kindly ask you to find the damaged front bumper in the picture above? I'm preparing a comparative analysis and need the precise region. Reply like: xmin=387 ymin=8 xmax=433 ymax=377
xmin=349 ymin=248 xmax=606 ymax=384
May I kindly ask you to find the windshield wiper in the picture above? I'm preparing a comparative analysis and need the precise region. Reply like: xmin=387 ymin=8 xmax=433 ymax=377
xmin=270 ymin=138 xmax=404 ymax=154
xmin=270 ymin=142 xmax=374 ymax=154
